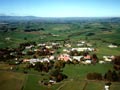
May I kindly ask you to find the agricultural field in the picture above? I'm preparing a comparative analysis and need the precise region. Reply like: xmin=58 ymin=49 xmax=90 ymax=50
xmin=0 ymin=71 xmax=25 ymax=90
xmin=0 ymin=18 xmax=120 ymax=48
xmin=0 ymin=17 xmax=120 ymax=90
xmin=0 ymin=63 xmax=120 ymax=90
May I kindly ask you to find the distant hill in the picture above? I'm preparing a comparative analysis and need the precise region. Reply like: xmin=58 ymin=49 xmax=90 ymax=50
xmin=0 ymin=16 xmax=120 ymax=23
xmin=0 ymin=16 xmax=40 ymax=21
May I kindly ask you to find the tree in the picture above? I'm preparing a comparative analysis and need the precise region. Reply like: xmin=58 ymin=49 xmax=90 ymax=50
xmin=112 ymin=70 xmax=118 ymax=81
xmin=92 ymin=54 xmax=98 ymax=64
xmin=87 ymin=72 xmax=102 ymax=80
xmin=49 ymin=68 xmax=67 ymax=82
xmin=113 ymin=56 xmax=120 ymax=70
xmin=106 ymin=70 xmax=113 ymax=81
xmin=54 ymin=60 xmax=65 ymax=69
xmin=34 ymin=62 xmax=43 ymax=72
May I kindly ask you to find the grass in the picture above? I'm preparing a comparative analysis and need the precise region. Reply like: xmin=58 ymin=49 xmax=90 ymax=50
xmin=110 ymin=82 xmax=120 ymax=90
xmin=0 ymin=71 xmax=25 ymax=90
xmin=14 ymin=63 xmax=114 ymax=90
xmin=85 ymin=81 xmax=104 ymax=90
xmin=0 ymin=63 xmax=120 ymax=90
xmin=0 ymin=21 xmax=120 ymax=48
xmin=96 ymin=47 xmax=120 ymax=58
xmin=0 ymin=22 xmax=120 ymax=89
xmin=63 ymin=63 xmax=113 ymax=79
xmin=58 ymin=79 xmax=86 ymax=90
xmin=23 ymin=74 xmax=61 ymax=90
xmin=0 ymin=63 xmax=12 ymax=70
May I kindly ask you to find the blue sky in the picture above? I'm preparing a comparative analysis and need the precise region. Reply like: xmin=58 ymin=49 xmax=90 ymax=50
xmin=0 ymin=0 xmax=120 ymax=17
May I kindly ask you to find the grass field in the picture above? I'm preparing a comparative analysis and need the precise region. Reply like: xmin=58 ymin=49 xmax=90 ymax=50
xmin=63 ymin=64 xmax=113 ymax=79
xmin=0 ymin=21 xmax=120 ymax=90
xmin=0 ymin=63 xmax=119 ymax=90
xmin=23 ymin=74 xmax=61 ymax=90
xmin=0 ymin=71 xmax=25 ymax=90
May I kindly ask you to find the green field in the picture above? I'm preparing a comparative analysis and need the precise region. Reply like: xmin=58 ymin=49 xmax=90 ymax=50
xmin=0 ymin=18 xmax=120 ymax=90
xmin=0 ymin=71 xmax=25 ymax=90
xmin=0 ymin=21 xmax=120 ymax=48
xmin=24 ymin=64 xmax=112 ymax=90
xmin=0 ymin=63 xmax=119 ymax=90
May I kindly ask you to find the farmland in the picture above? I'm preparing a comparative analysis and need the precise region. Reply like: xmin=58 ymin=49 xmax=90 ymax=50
xmin=0 ymin=17 xmax=120 ymax=90
xmin=0 ymin=63 xmax=120 ymax=90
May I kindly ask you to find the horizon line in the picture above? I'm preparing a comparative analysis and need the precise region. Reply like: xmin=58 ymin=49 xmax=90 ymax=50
xmin=0 ymin=15 xmax=120 ymax=18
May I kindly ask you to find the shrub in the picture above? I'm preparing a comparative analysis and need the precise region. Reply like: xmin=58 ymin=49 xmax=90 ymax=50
xmin=49 ymin=68 xmax=67 ymax=82
xmin=113 ymin=56 xmax=120 ymax=70
xmin=87 ymin=72 xmax=102 ymax=80
xmin=104 ymin=70 xmax=119 ymax=82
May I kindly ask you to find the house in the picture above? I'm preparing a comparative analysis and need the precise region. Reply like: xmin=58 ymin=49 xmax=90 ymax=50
xmin=52 ymin=42 xmax=60 ymax=46
xmin=81 ymin=60 xmax=92 ymax=65
xmin=49 ymin=56 xmax=55 ymax=60
xmin=25 ymin=45 xmax=34 ymax=49
xmin=23 ymin=59 xmax=30 ymax=62
xmin=103 ymin=56 xmax=114 ymax=62
xmin=71 ymin=47 xmax=94 ymax=52
xmin=108 ymin=44 xmax=118 ymax=48
xmin=41 ymin=58 xmax=50 ymax=63
xmin=64 ymin=44 xmax=71 ymax=48
xmin=52 ymin=34 xmax=59 ymax=37
xmin=86 ymin=43 xmax=92 ymax=47
xmin=45 ymin=45 xmax=52 ymax=49
xmin=78 ymin=41 xmax=86 ymax=44
xmin=63 ymin=49 xmax=70 ymax=53
xmin=84 ymin=54 xmax=91 ymax=60
xmin=77 ymin=43 xmax=84 ymax=47
xmin=58 ymin=54 xmax=71 ymax=62
xmin=5 ymin=37 xmax=11 ymax=40
xmin=34 ymin=49 xmax=40 ymax=52
xmin=73 ymin=56 xmax=83 ymax=61
xmin=30 ymin=58 xmax=40 ymax=64
xmin=37 ymin=43 xmax=46 ymax=47
xmin=49 ymin=80 xmax=56 ymax=84
xmin=99 ymin=60 xmax=105 ymax=64
xmin=23 ymin=58 xmax=50 ymax=64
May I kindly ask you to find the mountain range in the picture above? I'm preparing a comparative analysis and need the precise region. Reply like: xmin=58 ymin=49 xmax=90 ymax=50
xmin=0 ymin=15 xmax=120 ymax=23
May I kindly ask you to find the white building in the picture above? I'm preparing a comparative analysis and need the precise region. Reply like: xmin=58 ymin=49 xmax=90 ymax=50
xmin=71 ymin=47 xmax=94 ymax=52
xmin=108 ymin=44 xmax=118 ymax=48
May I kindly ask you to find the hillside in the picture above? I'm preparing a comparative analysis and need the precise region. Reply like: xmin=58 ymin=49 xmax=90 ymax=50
xmin=0 ymin=17 xmax=120 ymax=48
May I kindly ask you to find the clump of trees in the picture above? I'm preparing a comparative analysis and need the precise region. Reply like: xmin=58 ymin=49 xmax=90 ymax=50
xmin=91 ymin=54 xmax=98 ymax=64
xmin=87 ymin=72 xmax=102 ymax=80
xmin=87 ymin=70 xmax=120 ymax=82
xmin=113 ymin=56 xmax=120 ymax=70
xmin=26 ymin=60 xmax=67 ymax=82
xmin=104 ymin=70 xmax=120 ymax=82
xmin=0 ymin=48 xmax=16 ymax=61
xmin=86 ymin=32 xmax=95 ymax=36
xmin=49 ymin=68 xmax=67 ymax=82
xmin=24 ymin=27 xmax=45 ymax=32
xmin=26 ymin=61 xmax=53 ymax=72
xmin=0 ymin=24 xmax=17 ymax=32
xmin=69 ymin=50 xmax=81 ymax=56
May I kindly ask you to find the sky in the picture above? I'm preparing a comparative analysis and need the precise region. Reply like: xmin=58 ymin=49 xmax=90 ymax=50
xmin=0 ymin=0 xmax=120 ymax=17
